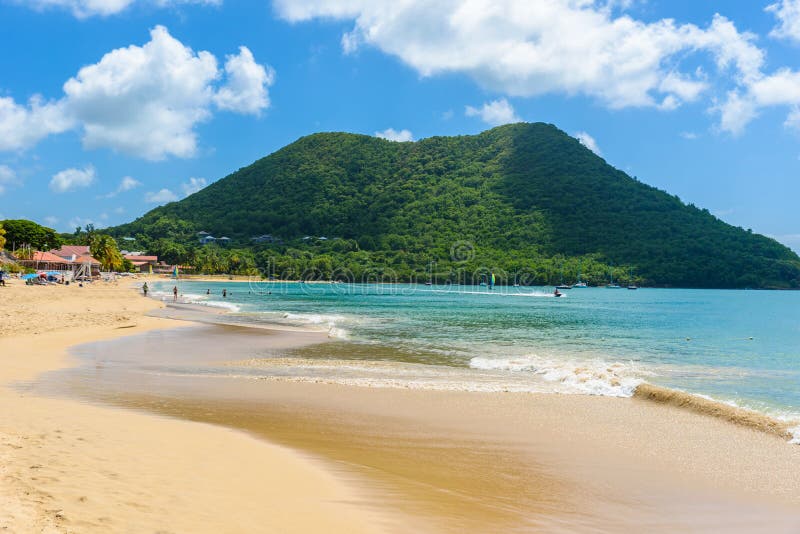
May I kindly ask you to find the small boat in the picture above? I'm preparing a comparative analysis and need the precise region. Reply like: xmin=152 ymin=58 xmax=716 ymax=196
xmin=607 ymin=264 xmax=620 ymax=288
xmin=626 ymin=268 xmax=637 ymax=290
xmin=556 ymin=284 xmax=571 ymax=290
xmin=573 ymin=281 xmax=588 ymax=288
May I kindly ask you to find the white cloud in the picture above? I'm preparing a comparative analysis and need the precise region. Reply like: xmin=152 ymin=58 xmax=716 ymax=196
xmin=0 ymin=26 xmax=273 ymax=160
xmin=274 ymin=1 xmax=762 ymax=111
xmin=465 ymin=98 xmax=520 ymax=126
xmin=0 ymin=96 xmax=73 ymax=151
xmin=102 ymin=175 xmax=142 ymax=198
xmin=181 ymin=176 xmax=208 ymax=196
xmin=374 ymin=128 xmax=413 ymax=142
xmin=214 ymin=46 xmax=275 ymax=115
xmin=715 ymin=70 xmax=800 ymax=135
xmin=50 ymin=165 xmax=96 ymax=193
xmin=63 ymin=26 xmax=219 ymax=160
xmin=43 ymin=216 xmax=59 ymax=226
xmin=767 ymin=0 xmax=800 ymax=43
xmin=118 ymin=175 xmax=142 ymax=192
xmin=0 ymin=165 xmax=20 ymax=195
xmin=574 ymin=131 xmax=602 ymax=155
xmin=144 ymin=188 xmax=179 ymax=203
xmin=680 ymin=131 xmax=699 ymax=140
xmin=68 ymin=216 xmax=95 ymax=229
xmin=19 ymin=0 xmax=220 ymax=19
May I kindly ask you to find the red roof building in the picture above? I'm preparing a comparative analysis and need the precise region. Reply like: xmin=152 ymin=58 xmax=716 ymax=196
xmin=50 ymin=245 xmax=101 ymax=265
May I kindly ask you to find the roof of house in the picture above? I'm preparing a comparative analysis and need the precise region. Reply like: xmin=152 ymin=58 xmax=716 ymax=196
xmin=32 ymin=251 xmax=72 ymax=263
xmin=124 ymin=255 xmax=158 ymax=262
xmin=131 ymin=261 xmax=149 ymax=266
xmin=50 ymin=245 xmax=101 ymax=264
xmin=51 ymin=245 xmax=91 ymax=257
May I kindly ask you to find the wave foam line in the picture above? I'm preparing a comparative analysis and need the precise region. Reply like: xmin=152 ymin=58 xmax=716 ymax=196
xmin=633 ymin=383 xmax=796 ymax=442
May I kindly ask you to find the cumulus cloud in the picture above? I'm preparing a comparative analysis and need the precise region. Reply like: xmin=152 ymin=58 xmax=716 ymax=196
xmin=0 ymin=26 xmax=273 ymax=160
xmin=144 ymin=188 xmax=179 ymax=203
xmin=680 ymin=131 xmax=699 ymax=140
xmin=274 ymin=1 xmax=761 ymax=111
xmin=50 ymin=165 xmax=96 ymax=193
xmin=63 ymin=26 xmax=219 ymax=160
xmin=375 ymin=128 xmax=413 ymax=142
xmin=0 ymin=97 xmax=73 ymax=151
xmin=0 ymin=165 xmax=20 ymax=195
xmin=19 ymin=0 xmax=220 ymax=18
xmin=575 ymin=131 xmax=602 ymax=155
xmin=465 ymin=99 xmax=520 ymax=126
xmin=715 ymin=70 xmax=800 ymax=135
xmin=181 ymin=176 xmax=208 ymax=196
xmin=214 ymin=47 xmax=275 ymax=114
xmin=767 ymin=0 xmax=800 ymax=43
xmin=102 ymin=175 xmax=142 ymax=198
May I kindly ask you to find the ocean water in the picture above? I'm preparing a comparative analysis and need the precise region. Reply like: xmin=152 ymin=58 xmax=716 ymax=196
xmin=150 ymin=281 xmax=800 ymax=432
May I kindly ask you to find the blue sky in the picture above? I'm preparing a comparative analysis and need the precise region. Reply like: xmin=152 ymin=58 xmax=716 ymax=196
xmin=1 ymin=0 xmax=800 ymax=252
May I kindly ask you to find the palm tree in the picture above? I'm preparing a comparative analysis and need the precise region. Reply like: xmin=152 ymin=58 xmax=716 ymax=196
xmin=90 ymin=234 xmax=124 ymax=271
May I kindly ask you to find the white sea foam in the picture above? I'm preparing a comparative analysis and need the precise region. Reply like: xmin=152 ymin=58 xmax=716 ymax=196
xmin=149 ymin=289 xmax=241 ymax=312
xmin=469 ymin=355 xmax=645 ymax=397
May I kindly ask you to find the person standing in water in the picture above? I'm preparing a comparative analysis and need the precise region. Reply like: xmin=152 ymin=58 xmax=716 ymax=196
xmin=222 ymin=288 xmax=227 ymax=298
xmin=173 ymin=285 xmax=178 ymax=301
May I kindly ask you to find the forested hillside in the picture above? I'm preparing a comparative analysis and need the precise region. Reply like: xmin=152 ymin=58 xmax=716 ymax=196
xmin=109 ymin=123 xmax=800 ymax=288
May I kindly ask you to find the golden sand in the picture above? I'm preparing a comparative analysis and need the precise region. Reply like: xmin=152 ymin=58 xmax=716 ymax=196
xmin=2 ymin=278 xmax=800 ymax=532
xmin=0 ymin=280 xmax=387 ymax=533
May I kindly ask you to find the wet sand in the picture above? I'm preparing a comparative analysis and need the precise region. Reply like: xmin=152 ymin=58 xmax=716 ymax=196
xmin=0 ymin=283 xmax=391 ymax=533
xmin=44 ymin=317 xmax=800 ymax=533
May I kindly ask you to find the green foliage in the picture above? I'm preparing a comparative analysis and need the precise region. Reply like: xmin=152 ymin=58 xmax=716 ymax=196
xmin=108 ymin=124 xmax=800 ymax=288
xmin=89 ymin=233 xmax=124 ymax=271
xmin=1 ymin=219 xmax=61 ymax=251
xmin=0 ymin=223 xmax=5 ymax=250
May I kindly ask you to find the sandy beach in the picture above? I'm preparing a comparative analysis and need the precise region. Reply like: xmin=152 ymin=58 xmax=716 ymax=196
xmin=0 ymin=280 xmax=388 ymax=533
xmin=2 ymin=280 xmax=800 ymax=532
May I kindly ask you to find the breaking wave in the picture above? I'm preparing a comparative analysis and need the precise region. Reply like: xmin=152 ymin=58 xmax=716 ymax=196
xmin=469 ymin=355 xmax=647 ymax=397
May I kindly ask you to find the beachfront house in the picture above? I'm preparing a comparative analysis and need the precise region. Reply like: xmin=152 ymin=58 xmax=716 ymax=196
xmin=18 ymin=251 xmax=74 ymax=273
xmin=49 ymin=245 xmax=101 ymax=277
xmin=199 ymin=235 xmax=216 ymax=245
xmin=123 ymin=254 xmax=159 ymax=272
xmin=217 ymin=237 xmax=232 ymax=246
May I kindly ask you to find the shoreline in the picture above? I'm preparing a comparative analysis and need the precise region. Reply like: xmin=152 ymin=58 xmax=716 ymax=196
xmin=0 ymin=281 xmax=392 ymax=532
xmin=56 ymin=309 xmax=800 ymax=531
xmin=4 ymin=281 xmax=800 ymax=531
xmin=145 ymin=287 xmax=800 ymax=446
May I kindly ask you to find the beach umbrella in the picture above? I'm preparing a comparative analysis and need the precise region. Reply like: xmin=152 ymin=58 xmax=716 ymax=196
xmin=21 ymin=274 xmax=36 ymax=280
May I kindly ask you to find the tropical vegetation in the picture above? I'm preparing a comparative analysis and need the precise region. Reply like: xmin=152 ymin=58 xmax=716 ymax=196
xmin=52 ymin=124 xmax=800 ymax=287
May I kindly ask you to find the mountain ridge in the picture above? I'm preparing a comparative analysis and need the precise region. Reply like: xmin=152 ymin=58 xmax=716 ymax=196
xmin=109 ymin=123 xmax=800 ymax=288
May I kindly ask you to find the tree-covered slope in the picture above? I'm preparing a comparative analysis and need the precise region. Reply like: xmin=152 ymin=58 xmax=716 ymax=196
xmin=110 ymin=123 xmax=800 ymax=288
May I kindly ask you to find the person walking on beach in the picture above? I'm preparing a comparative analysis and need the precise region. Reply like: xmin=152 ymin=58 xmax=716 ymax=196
xmin=0 ymin=270 xmax=5 ymax=287
xmin=142 ymin=282 xmax=148 ymax=297
xmin=173 ymin=285 xmax=178 ymax=301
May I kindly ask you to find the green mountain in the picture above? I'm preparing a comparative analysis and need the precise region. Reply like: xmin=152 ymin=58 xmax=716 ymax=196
xmin=110 ymin=123 xmax=800 ymax=288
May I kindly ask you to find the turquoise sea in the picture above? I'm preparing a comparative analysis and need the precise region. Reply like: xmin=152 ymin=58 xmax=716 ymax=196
xmin=151 ymin=281 xmax=800 ymax=438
